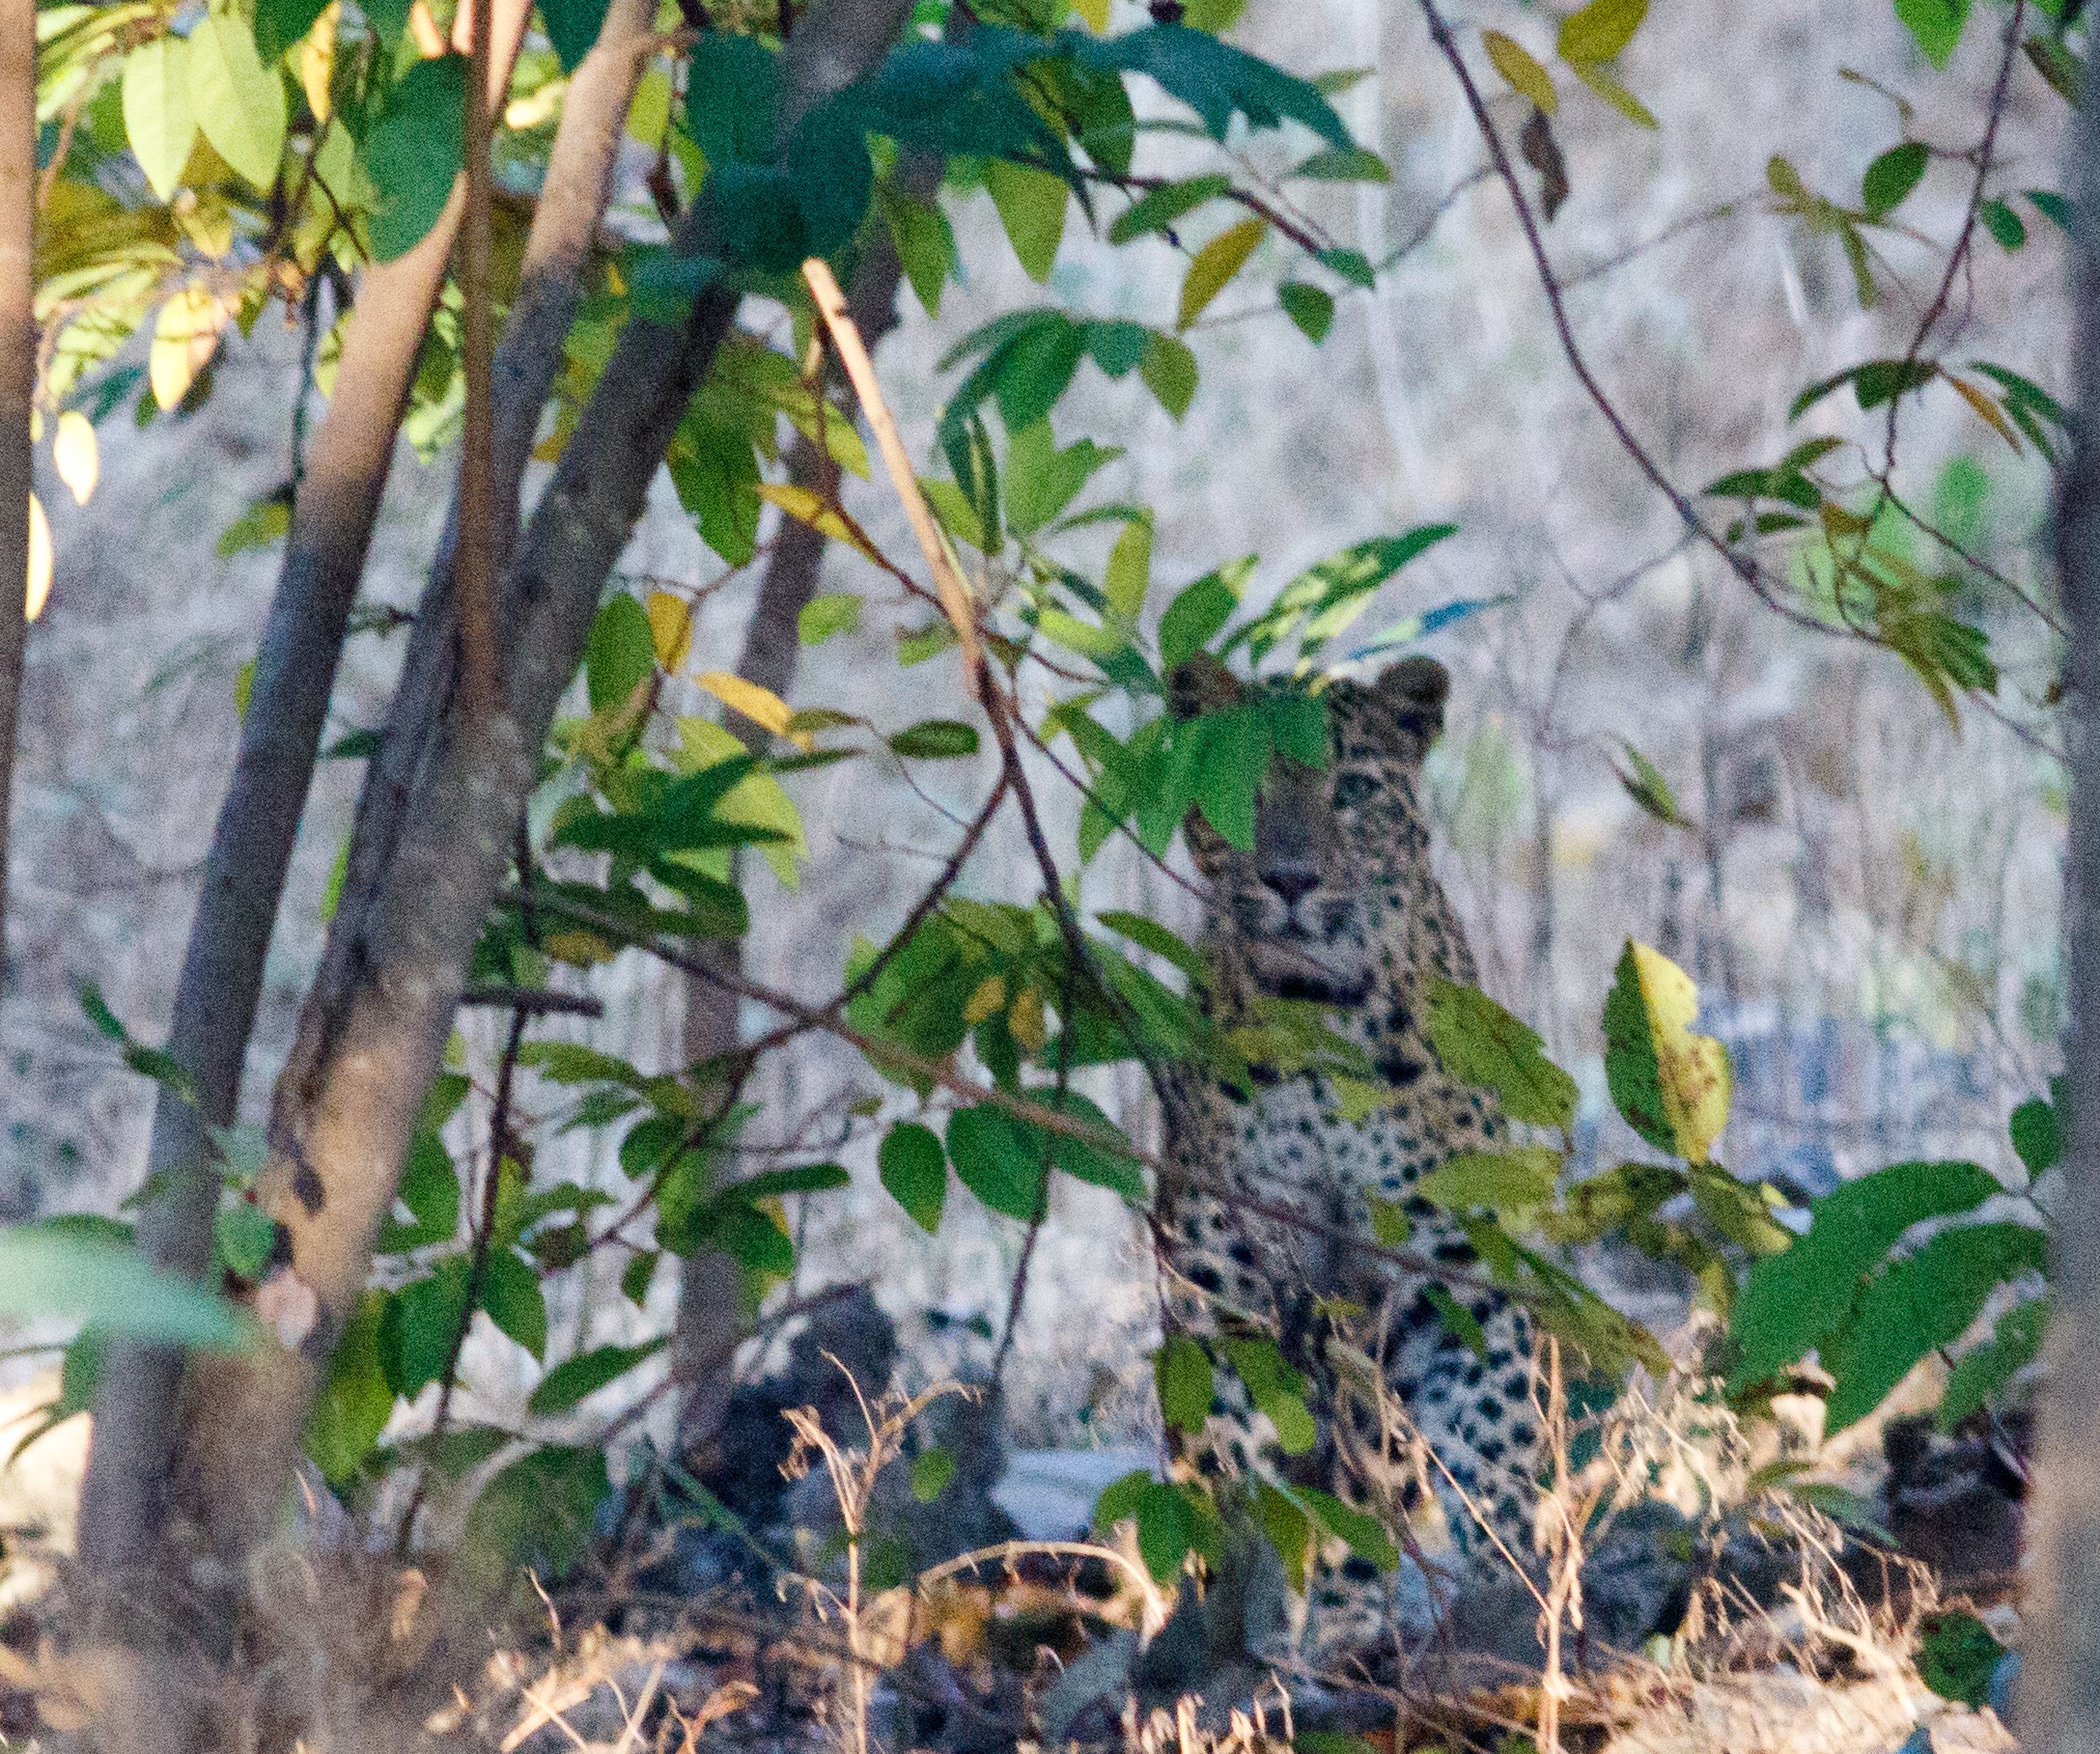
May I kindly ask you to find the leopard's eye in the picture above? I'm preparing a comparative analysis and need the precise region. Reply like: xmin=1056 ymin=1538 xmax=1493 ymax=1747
xmin=1331 ymin=770 xmax=1380 ymax=812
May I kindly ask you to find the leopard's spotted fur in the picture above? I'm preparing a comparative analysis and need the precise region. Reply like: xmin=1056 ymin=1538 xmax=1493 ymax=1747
xmin=1159 ymin=655 xmax=1540 ymax=1666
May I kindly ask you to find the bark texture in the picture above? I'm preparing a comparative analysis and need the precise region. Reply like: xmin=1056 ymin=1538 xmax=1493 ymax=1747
xmin=163 ymin=0 xmax=913 ymax=1580
xmin=0 ymin=0 xmax=33 ymax=989
xmin=2016 ymin=61 xmax=2100 ymax=1754
xmin=75 ymin=0 xmax=631 ymax=1573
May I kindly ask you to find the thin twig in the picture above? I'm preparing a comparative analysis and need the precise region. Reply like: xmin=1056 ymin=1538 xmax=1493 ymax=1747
xmin=458 ymin=0 xmax=500 ymax=718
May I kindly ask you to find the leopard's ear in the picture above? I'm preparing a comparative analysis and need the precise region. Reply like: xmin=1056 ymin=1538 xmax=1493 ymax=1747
xmin=1370 ymin=655 xmax=1449 ymax=757
xmin=1168 ymin=654 xmax=1244 ymax=720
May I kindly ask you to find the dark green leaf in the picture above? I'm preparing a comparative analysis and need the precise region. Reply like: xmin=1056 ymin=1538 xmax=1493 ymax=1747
xmin=1134 ymin=1479 xmax=1193 ymax=1582
xmin=1194 ymin=706 xmax=1266 ymax=849
xmin=2011 ymin=1094 xmax=2060 ymax=1180
xmin=1918 ymin=1610 xmax=2004 ymax=1707
xmin=366 ymin=56 xmax=467 ymax=263
xmin=1316 ymin=246 xmax=1376 ymax=288
xmin=686 ymin=31 xmax=779 ymax=165
xmin=1156 ymin=1334 xmax=1214 ymax=1434
xmin=380 ymin=1262 xmax=471 ymax=1399
xmin=305 ymin=1293 xmax=393 ymax=1485
xmin=1895 ymin=0 xmax=1970 ymax=68
xmin=255 ymin=0 xmax=330 ymax=63
xmin=1939 ymin=1295 xmax=2048 ymax=1430
xmin=1291 ymin=146 xmax=1388 ymax=181
xmin=879 ymin=1121 xmax=948 ymax=1234
xmin=946 ymin=1105 xmax=1048 ymax=1220
xmin=214 ymin=1200 xmax=277 ymax=1280
xmin=1729 ymin=1158 xmax=2000 ymax=1390
xmin=890 ymin=718 xmax=981 ymax=759
xmin=1422 ymin=978 xmax=1579 ymax=1128
xmin=1107 ymin=174 xmax=1232 ymax=243
xmin=1277 ymin=281 xmax=1333 ymax=341
xmin=540 ymin=0 xmax=613 ymax=73
xmin=1979 ymin=196 xmax=2027 ymax=250
xmin=911 ymin=1445 xmax=957 ymax=1502
xmin=2027 ymin=187 xmax=2074 ymax=231
xmin=461 ymin=1445 xmax=609 ymax=1590
xmin=1861 ymin=141 xmax=1928 ymax=219
xmin=1159 ymin=564 xmax=1246 ymax=670
xmin=1825 ymin=1221 xmax=2049 ymax=1431
xmin=528 ymin=1337 xmax=667 ymax=1415
xmin=480 ymin=1248 xmax=548 ymax=1362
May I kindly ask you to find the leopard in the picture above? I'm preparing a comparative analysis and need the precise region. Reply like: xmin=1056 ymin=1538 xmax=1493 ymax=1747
xmin=1156 ymin=653 xmax=1542 ymax=1671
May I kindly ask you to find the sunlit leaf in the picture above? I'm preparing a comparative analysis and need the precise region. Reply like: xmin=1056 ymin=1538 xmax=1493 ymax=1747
xmin=1602 ymin=940 xmax=1730 ymax=1164
xmin=1483 ymin=29 xmax=1555 ymax=113
xmin=1177 ymin=218 xmax=1267 ymax=330
xmin=1557 ymin=0 xmax=1647 ymax=64
xmin=189 ymin=14 xmax=286 ymax=190
xmin=1422 ymin=978 xmax=1579 ymax=1128
xmin=24 ymin=493 xmax=49 ymax=624
xmin=122 ymin=35 xmax=197 ymax=201
xmin=151 ymin=284 xmax=231 ymax=411
xmin=695 ymin=671 xmax=811 ymax=750
xmin=52 ymin=410 xmax=98 ymax=506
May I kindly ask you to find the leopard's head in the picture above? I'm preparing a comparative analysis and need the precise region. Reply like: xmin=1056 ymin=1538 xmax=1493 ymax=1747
xmin=1169 ymin=654 xmax=1449 ymax=1009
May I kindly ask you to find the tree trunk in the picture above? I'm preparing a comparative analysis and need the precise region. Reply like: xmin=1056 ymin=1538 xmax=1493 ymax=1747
xmin=673 ymin=217 xmax=918 ymax=1456
xmin=162 ymin=0 xmax=912 ymax=1591
xmin=2015 ymin=62 xmax=2100 ymax=1754
xmin=75 ymin=0 xmax=639 ymax=1576
xmin=0 ymin=0 xmax=33 ymax=988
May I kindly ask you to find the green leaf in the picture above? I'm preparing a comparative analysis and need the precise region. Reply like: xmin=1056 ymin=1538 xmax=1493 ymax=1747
xmin=1255 ymin=1481 xmax=1315 ymax=1590
xmin=1135 ymin=1480 xmax=1193 ymax=1582
xmin=461 ymin=1445 xmax=609 ymax=1589
xmin=986 ymin=159 xmax=1070 ymax=282
xmin=1160 ymin=563 xmax=1247 ymax=671
xmin=528 ymin=1337 xmax=667 ymax=1415
xmin=305 ymin=1293 xmax=394 ymax=1485
xmin=1292 ymin=146 xmax=1389 ymax=181
xmin=123 ymin=37 xmax=197 ymax=202
xmin=256 ymin=0 xmax=332 ymax=60
xmin=1278 ymin=282 xmax=1334 ymax=342
xmin=1895 ymin=0 xmax=1970 ymax=68
xmin=2027 ymin=187 xmax=2074 ymax=232
xmin=1139 ymin=333 xmax=1198 ymax=418
xmin=2010 ymin=1094 xmax=2060 ymax=1180
xmin=366 ymin=55 xmax=465 ymax=262
xmin=1177 ymin=218 xmax=1266 ymax=328
xmin=1422 ymin=978 xmax=1579 ymax=1128
xmin=586 ymin=591 xmax=656 ymax=711
xmin=1613 ymin=741 xmax=1693 ymax=828
xmin=1825 ymin=1221 xmax=2048 ymax=1432
xmin=1918 ymin=1610 xmax=2004 ymax=1708
xmin=1415 ymin=1146 xmax=1562 ymax=1218
xmin=1097 ymin=909 xmax=1208 ymax=985
xmin=380 ymin=1129 xmax=460 ymax=1251
xmin=1222 ymin=1335 xmax=1316 ymax=1454
xmin=1861 ymin=141 xmax=1928 ymax=220
xmin=480 ymin=1249 xmax=548 ymax=1361
xmin=1729 ymin=1158 xmax=2001 ymax=1389
xmin=1300 ymin=1486 xmax=1398 ymax=1571
xmin=796 ymin=592 xmax=861 ymax=648
xmin=1602 ymin=941 xmax=1731 ymax=1164
xmin=1939 ymin=1295 xmax=2048 ymax=1431
xmin=1557 ymin=0 xmax=1647 ymax=63
xmin=540 ymin=0 xmax=613 ymax=73
xmin=1317 ymin=246 xmax=1376 ymax=288
xmin=911 ymin=1445 xmax=957 ymax=1502
xmin=1424 ymin=1283 xmax=1490 ymax=1359
xmin=621 ymin=1249 xmax=659 ymax=1304
xmin=1979 ymin=196 xmax=2027 ymax=250
xmin=189 ymin=14 xmax=286 ymax=191
xmin=880 ymin=183 xmax=958 ymax=317
xmin=1092 ymin=1465 xmax=1153 ymax=1532
xmin=686 ymin=30 xmax=779 ymax=165
xmin=0 ymin=1227 xmax=250 ymax=1347
xmin=1003 ymin=421 xmax=1120 ymax=534
xmin=890 ymin=718 xmax=980 ymax=759
xmin=214 ymin=1200 xmax=278 ymax=1280
xmin=1195 ymin=707 xmax=1266 ymax=849
xmin=879 ymin=1122 xmax=948 ymax=1233
xmin=1106 ymin=515 xmax=1154 ymax=619
xmin=379 ymin=1263 xmax=470 ymax=1398
xmin=216 ymin=491 xmax=294 ymax=557
xmin=1156 ymin=1334 xmax=1214 ymax=1434
xmin=1107 ymin=174 xmax=1232 ymax=244
xmin=1225 ymin=526 xmax=1457 ymax=663
xmin=946 ymin=1105 xmax=1048 ymax=1221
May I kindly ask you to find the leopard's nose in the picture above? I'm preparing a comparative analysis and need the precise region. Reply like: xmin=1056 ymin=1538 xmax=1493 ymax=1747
xmin=1260 ymin=861 xmax=1322 ymax=906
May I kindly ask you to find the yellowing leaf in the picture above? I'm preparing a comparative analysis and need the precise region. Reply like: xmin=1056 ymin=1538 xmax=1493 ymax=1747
xmin=1007 ymin=986 xmax=1048 ymax=1055
xmin=24 ymin=494 xmax=50 ymax=624
xmin=151 ymin=284 xmax=232 ymax=410
xmin=1557 ymin=0 xmax=1648 ymax=64
xmin=1948 ymin=375 xmax=2024 ymax=453
xmin=755 ymin=480 xmax=882 ymax=564
xmin=964 ymin=975 xmax=1008 ymax=1026
xmin=646 ymin=590 xmax=693 ymax=669
xmin=694 ymin=670 xmax=811 ymax=750
xmin=1070 ymin=0 xmax=1108 ymax=28
xmin=52 ymin=411 xmax=98 ymax=506
xmin=123 ymin=35 xmax=198 ymax=201
xmin=1483 ymin=30 xmax=1556 ymax=113
xmin=1177 ymin=217 xmax=1267 ymax=330
xmin=299 ymin=4 xmax=339 ymax=124
xmin=189 ymin=14 xmax=287 ymax=191
xmin=1568 ymin=59 xmax=1657 ymax=127
xmin=1603 ymin=941 xmax=1732 ymax=1165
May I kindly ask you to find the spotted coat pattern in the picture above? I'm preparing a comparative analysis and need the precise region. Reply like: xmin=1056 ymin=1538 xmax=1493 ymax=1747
xmin=1159 ymin=656 xmax=1540 ymax=1664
